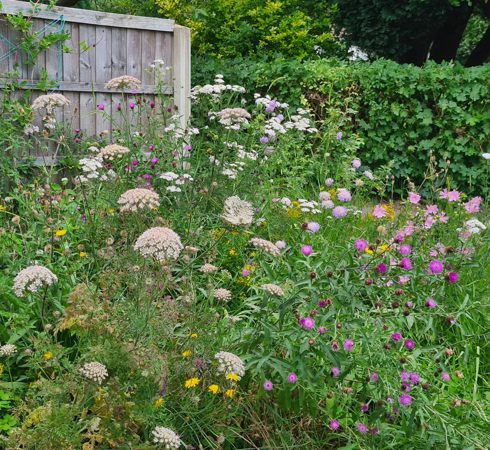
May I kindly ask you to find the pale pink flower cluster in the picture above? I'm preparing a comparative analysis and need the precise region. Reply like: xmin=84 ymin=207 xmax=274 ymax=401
xmin=0 ymin=344 xmax=17 ymax=357
xmin=79 ymin=362 xmax=108 ymax=384
xmin=210 ymin=108 xmax=251 ymax=130
xmin=249 ymin=238 xmax=281 ymax=257
xmin=215 ymin=351 xmax=246 ymax=379
xmin=104 ymin=75 xmax=141 ymax=90
xmin=98 ymin=144 xmax=130 ymax=161
xmin=118 ymin=188 xmax=160 ymax=212
xmin=152 ymin=426 xmax=182 ymax=448
xmin=13 ymin=265 xmax=58 ymax=297
xmin=199 ymin=263 xmax=219 ymax=274
xmin=222 ymin=196 xmax=254 ymax=226
xmin=214 ymin=288 xmax=232 ymax=302
xmin=134 ymin=227 xmax=183 ymax=261
xmin=191 ymin=74 xmax=245 ymax=102
xmin=261 ymin=283 xmax=284 ymax=297
xmin=31 ymin=93 xmax=70 ymax=114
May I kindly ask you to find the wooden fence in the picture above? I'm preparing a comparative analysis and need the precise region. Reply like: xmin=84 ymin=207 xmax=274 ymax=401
xmin=0 ymin=0 xmax=191 ymax=137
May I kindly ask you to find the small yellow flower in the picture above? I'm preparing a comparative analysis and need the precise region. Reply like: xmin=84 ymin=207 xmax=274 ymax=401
xmin=184 ymin=377 xmax=200 ymax=389
xmin=190 ymin=333 xmax=198 ymax=339
xmin=108 ymin=208 xmax=115 ymax=215
xmin=286 ymin=207 xmax=302 ymax=219
xmin=225 ymin=389 xmax=235 ymax=398
xmin=249 ymin=251 xmax=256 ymax=257
xmin=292 ymin=201 xmax=300 ymax=207
xmin=43 ymin=351 xmax=54 ymax=361
xmin=229 ymin=248 xmax=237 ymax=256
xmin=0 ymin=205 xmax=5 ymax=212
xmin=79 ymin=251 xmax=87 ymax=258
xmin=154 ymin=397 xmax=164 ymax=408
xmin=55 ymin=229 xmax=67 ymax=237
xmin=365 ymin=248 xmax=374 ymax=255
xmin=226 ymin=373 xmax=239 ymax=382
xmin=208 ymin=384 xmax=220 ymax=394
xmin=377 ymin=244 xmax=390 ymax=254
xmin=182 ymin=350 xmax=192 ymax=358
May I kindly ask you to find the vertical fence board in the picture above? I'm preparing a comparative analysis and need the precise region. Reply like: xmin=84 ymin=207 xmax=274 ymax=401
xmin=95 ymin=26 xmax=112 ymax=135
xmin=79 ymin=23 xmax=96 ymax=137
xmin=63 ymin=22 xmax=80 ymax=131
xmin=0 ymin=18 xmax=10 ymax=77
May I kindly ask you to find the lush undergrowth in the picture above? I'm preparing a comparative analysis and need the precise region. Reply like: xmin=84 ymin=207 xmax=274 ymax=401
xmin=0 ymin=72 xmax=489 ymax=449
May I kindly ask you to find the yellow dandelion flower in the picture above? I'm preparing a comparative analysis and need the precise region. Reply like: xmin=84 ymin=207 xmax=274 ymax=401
xmin=225 ymin=389 xmax=235 ymax=398
xmin=55 ymin=229 xmax=67 ymax=237
xmin=229 ymin=248 xmax=237 ymax=256
xmin=182 ymin=350 xmax=192 ymax=358
xmin=154 ymin=397 xmax=164 ymax=408
xmin=226 ymin=373 xmax=239 ymax=382
xmin=79 ymin=251 xmax=87 ymax=258
xmin=190 ymin=333 xmax=198 ymax=339
xmin=184 ymin=377 xmax=200 ymax=389
xmin=43 ymin=351 xmax=54 ymax=361
xmin=208 ymin=384 xmax=220 ymax=394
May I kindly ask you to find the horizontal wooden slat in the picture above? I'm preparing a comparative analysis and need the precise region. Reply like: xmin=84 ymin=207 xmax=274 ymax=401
xmin=0 ymin=80 xmax=173 ymax=94
xmin=1 ymin=0 xmax=175 ymax=32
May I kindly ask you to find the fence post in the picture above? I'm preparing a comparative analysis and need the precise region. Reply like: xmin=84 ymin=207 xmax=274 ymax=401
xmin=172 ymin=25 xmax=191 ymax=130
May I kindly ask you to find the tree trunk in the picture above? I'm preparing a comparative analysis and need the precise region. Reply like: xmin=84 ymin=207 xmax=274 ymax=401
xmin=430 ymin=3 xmax=474 ymax=63
xmin=465 ymin=26 xmax=490 ymax=66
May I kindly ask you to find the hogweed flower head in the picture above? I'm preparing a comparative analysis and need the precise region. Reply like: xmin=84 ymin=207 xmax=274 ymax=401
xmin=98 ymin=143 xmax=130 ymax=161
xmin=79 ymin=362 xmax=108 ymax=384
xmin=134 ymin=227 xmax=183 ymax=261
xmin=118 ymin=188 xmax=160 ymax=212
xmin=222 ymin=196 xmax=254 ymax=226
xmin=213 ymin=288 xmax=232 ymax=302
xmin=0 ymin=344 xmax=17 ymax=357
xmin=105 ymin=75 xmax=141 ymax=90
xmin=13 ymin=265 xmax=58 ymax=297
xmin=199 ymin=263 xmax=219 ymax=274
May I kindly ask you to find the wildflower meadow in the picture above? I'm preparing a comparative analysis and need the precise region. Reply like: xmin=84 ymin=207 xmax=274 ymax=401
xmin=0 ymin=3 xmax=489 ymax=449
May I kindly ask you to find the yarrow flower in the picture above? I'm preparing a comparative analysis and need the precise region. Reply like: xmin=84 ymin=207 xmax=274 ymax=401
xmin=214 ymin=288 xmax=232 ymax=302
xmin=118 ymin=188 xmax=160 ymax=212
xmin=151 ymin=426 xmax=182 ymax=448
xmin=134 ymin=227 xmax=183 ymax=261
xmin=13 ymin=265 xmax=58 ymax=297
xmin=98 ymin=143 xmax=130 ymax=160
xmin=104 ymin=75 xmax=141 ymax=90
xmin=215 ymin=351 xmax=246 ymax=380
xmin=260 ymin=284 xmax=284 ymax=297
xmin=222 ymin=196 xmax=254 ymax=226
xmin=249 ymin=238 xmax=280 ymax=257
xmin=79 ymin=362 xmax=108 ymax=384
xmin=0 ymin=344 xmax=17 ymax=357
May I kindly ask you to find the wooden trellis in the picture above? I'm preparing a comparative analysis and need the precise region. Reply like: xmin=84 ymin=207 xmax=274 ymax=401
xmin=0 ymin=0 xmax=191 ymax=136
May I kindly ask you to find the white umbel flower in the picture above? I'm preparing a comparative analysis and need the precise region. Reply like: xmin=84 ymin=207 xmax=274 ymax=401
xmin=104 ymin=75 xmax=141 ymax=90
xmin=32 ymin=93 xmax=70 ymax=114
xmin=152 ymin=426 xmax=182 ymax=449
xmin=0 ymin=344 xmax=17 ymax=357
xmin=213 ymin=288 xmax=232 ymax=302
xmin=98 ymin=144 xmax=130 ymax=161
xmin=199 ymin=263 xmax=219 ymax=274
xmin=118 ymin=188 xmax=160 ymax=212
xmin=222 ymin=196 xmax=254 ymax=226
xmin=134 ymin=227 xmax=183 ymax=261
xmin=249 ymin=238 xmax=280 ymax=257
xmin=13 ymin=265 xmax=58 ymax=297
xmin=261 ymin=283 xmax=284 ymax=297
xmin=79 ymin=362 xmax=108 ymax=384
xmin=215 ymin=351 xmax=245 ymax=380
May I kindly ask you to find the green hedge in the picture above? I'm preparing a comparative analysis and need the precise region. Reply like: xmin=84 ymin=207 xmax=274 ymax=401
xmin=193 ymin=57 xmax=490 ymax=194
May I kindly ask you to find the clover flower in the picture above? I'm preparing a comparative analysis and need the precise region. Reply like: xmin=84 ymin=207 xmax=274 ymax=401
xmin=118 ymin=188 xmax=160 ymax=212
xmin=152 ymin=426 xmax=182 ymax=448
xmin=249 ymin=238 xmax=280 ymax=257
xmin=13 ymin=265 xmax=58 ymax=297
xmin=0 ymin=344 xmax=17 ymax=357
xmin=222 ymin=196 xmax=254 ymax=226
xmin=134 ymin=227 xmax=183 ymax=261
xmin=79 ymin=362 xmax=108 ymax=384
xmin=104 ymin=75 xmax=141 ymax=90
xmin=215 ymin=351 xmax=245 ymax=380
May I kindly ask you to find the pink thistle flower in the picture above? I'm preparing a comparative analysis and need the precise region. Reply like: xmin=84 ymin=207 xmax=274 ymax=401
xmin=370 ymin=372 xmax=379 ymax=382
xmin=357 ymin=423 xmax=368 ymax=434
xmin=263 ymin=380 xmax=273 ymax=391
xmin=331 ymin=367 xmax=340 ymax=378
xmin=426 ymin=298 xmax=437 ymax=309
xmin=399 ymin=244 xmax=411 ymax=256
xmin=301 ymin=245 xmax=313 ymax=256
xmin=361 ymin=403 xmax=369 ymax=413
xmin=441 ymin=372 xmax=450 ymax=382
xmin=355 ymin=239 xmax=369 ymax=252
xmin=377 ymin=263 xmax=387 ymax=274
xmin=301 ymin=317 xmax=315 ymax=330
xmin=391 ymin=332 xmax=402 ymax=342
xmin=429 ymin=260 xmax=444 ymax=274
xmin=330 ymin=419 xmax=340 ymax=431
xmin=408 ymin=192 xmax=421 ymax=204
xmin=401 ymin=257 xmax=412 ymax=271
xmin=343 ymin=339 xmax=355 ymax=352
xmin=404 ymin=339 xmax=415 ymax=350
xmin=447 ymin=272 xmax=458 ymax=283
xmin=318 ymin=326 xmax=327 ymax=335
xmin=287 ymin=373 xmax=298 ymax=383
xmin=399 ymin=394 xmax=413 ymax=406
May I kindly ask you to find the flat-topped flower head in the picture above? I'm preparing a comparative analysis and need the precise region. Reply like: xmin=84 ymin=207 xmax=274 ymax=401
xmin=152 ymin=426 xmax=182 ymax=449
xmin=214 ymin=288 xmax=232 ymax=302
xmin=98 ymin=144 xmax=130 ymax=161
xmin=249 ymin=238 xmax=280 ymax=257
xmin=0 ymin=344 xmax=17 ymax=357
xmin=79 ymin=362 xmax=108 ymax=384
xmin=260 ymin=284 xmax=284 ymax=297
xmin=32 ymin=93 xmax=70 ymax=114
xmin=104 ymin=75 xmax=141 ymax=90
xmin=118 ymin=188 xmax=160 ymax=212
xmin=215 ymin=351 xmax=245 ymax=380
xmin=134 ymin=227 xmax=183 ymax=261
xmin=13 ymin=265 xmax=58 ymax=297
xmin=222 ymin=196 xmax=254 ymax=226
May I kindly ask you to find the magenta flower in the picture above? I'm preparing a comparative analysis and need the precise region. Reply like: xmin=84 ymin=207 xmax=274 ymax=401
xmin=97 ymin=103 xmax=105 ymax=111
xmin=404 ymin=339 xmax=415 ymax=350
xmin=441 ymin=372 xmax=450 ymax=382
xmin=400 ymin=371 xmax=410 ymax=382
xmin=429 ymin=260 xmax=444 ymax=274
xmin=361 ymin=403 xmax=369 ymax=413
xmin=301 ymin=317 xmax=315 ymax=330
xmin=464 ymin=196 xmax=481 ymax=214
xmin=129 ymin=102 xmax=135 ymax=110
xmin=343 ymin=339 xmax=355 ymax=352
xmin=400 ymin=257 xmax=412 ymax=271
xmin=355 ymin=239 xmax=369 ymax=252
xmin=409 ymin=372 xmax=420 ymax=384
xmin=426 ymin=298 xmax=437 ymax=309
xmin=440 ymin=189 xmax=460 ymax=202
xmin=370 ymin=372 xmax=379 ymax=382
xmin=447 ymin=272 xmax=458 ymax=283
xmin=318 ymin=326 xmax=327 ymax=335
xmin=301 ymin=245 xmax=313 ymax=256
xmin=287 ymin=373 xmax=298 ymax=384
xmin=242 ymin=269 xmax=250 ymax=277
xmin=408 ymin=192 xmax=421 ymax=204
xmin=399 ymin=244 xmax=412 ymax=256
xmin=332 ymin=206 xmax=347 ymax=218
xmin=425 ymin=204 xmax=438 ymax=215
xmin=330 ymin=419 xmax=340 ymax=431
xmin=377 ymin=263 xmax=387 ymax=274
xmin=331 ymin=367 xmax=340 ymax=378
xmin=391 ymin=332 xmax=402 ymax=342
xmin=263 ymin=380 xmax=273 ymax=391
xmin=357 ymin=423 xmax=368 ymax=434
xmin=399 ymin=394 xmax=413 ymax=406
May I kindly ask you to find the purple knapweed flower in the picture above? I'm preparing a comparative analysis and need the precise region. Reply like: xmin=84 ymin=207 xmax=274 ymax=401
xmin=330 ymin=419 xmax=340 ymax=431
xmin=301 ymin=317 xmax=315 ymax=330
xmin=331 ymin=367 xmax=340 ymax=378
xmin=129 ymin=102 xmax=135 ymax=109
xmin=391 ymin=332 xmax=402 ymax=342
xmin=97 ymin=103 xmax=105 ymax=111
xmin=377 ymin=263 xmax=387 ymax=274
xmin=318 ymin=326 xmax=327 ymax=335
xmin=355 ymin=239 xmax=368 ymax=252
xmin=429 ymin=260 xmax=444 ymax=274
xmin=447 ymin=272 xmax=458 ymax=283
xmin=287 ymin=373 xmax=298 ymax=384
xmin=426 ymin=298 xmax=437 ymax=309
xmin=404 ymin=339 xmax=415 ymax=350
xmin=263 ymin=380 xmax=273 ymax=391
xmin=441 ymin=372 xmax=450 ymax=382
xmin=370 ymin=372 xmax=379 ymax=382
xmin=361 ymin=403 xmax=369 ymax=413
xmin=399 ymin=394 xmax=413 ymax=406
xmin=344 ymin=339 xmax=355 ymax=352
xmin=399 ymin=244 xmax=412 ymax=256
xmin=301 ymin=245 xmax=313 ymax=256
xmin=409 ymin=372 xmax=420 ymax=384
xmin=401 ymin=257 xmax=412 ymax=271
xmin=357 ymin=423 xmax=368 ymax=434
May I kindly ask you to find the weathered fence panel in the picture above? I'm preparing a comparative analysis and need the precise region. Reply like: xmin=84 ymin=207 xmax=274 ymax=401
xmin=0 ymin=0 xmax=191 ymax=136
